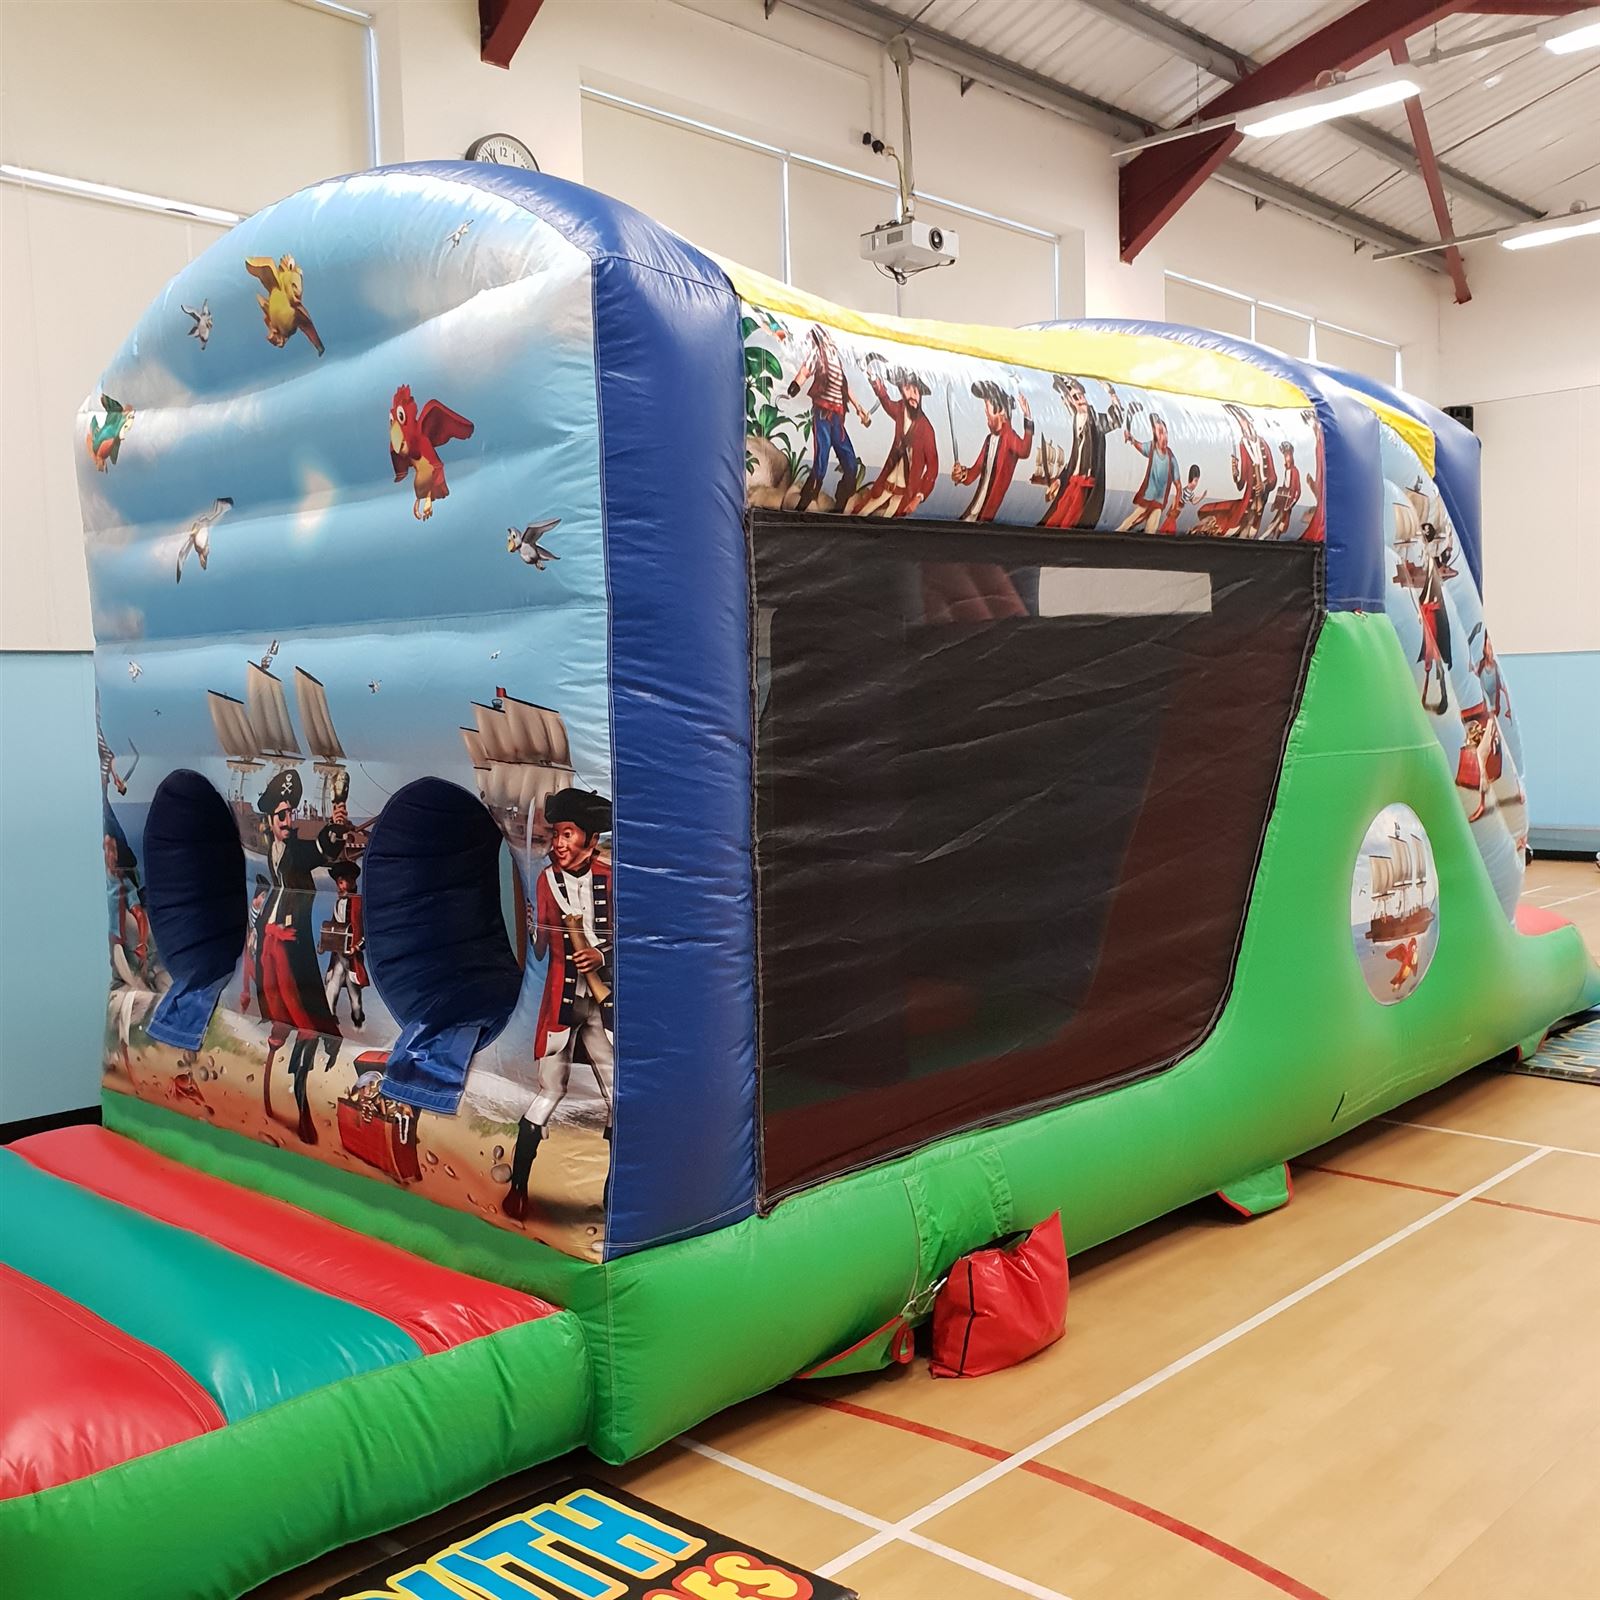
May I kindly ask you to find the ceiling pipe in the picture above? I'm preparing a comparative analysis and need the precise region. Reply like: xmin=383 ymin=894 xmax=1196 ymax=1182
xmin=769 ymin=0 xmax=1446 ymax=268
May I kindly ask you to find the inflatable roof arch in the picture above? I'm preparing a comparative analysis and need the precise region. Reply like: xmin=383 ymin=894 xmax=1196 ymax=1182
xmin=6 ymin=163 xmax=1595 ymax=1595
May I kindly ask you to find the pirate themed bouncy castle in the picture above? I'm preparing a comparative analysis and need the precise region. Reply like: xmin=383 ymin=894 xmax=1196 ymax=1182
xmin=7 ymin=163 xmax=1596 ymax=1597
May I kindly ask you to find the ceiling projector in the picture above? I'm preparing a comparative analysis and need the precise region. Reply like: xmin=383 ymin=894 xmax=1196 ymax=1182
xmin=859 ymin=217 xmax=960 ymax=278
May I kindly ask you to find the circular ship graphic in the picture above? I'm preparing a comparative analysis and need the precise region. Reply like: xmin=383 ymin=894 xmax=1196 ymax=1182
xmin=1351 ymin=803 xmax=1439 ymax=1004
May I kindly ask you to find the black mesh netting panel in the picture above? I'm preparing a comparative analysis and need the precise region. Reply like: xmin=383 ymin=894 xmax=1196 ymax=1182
xmin=753 ymin=516 xmax=1321 ymax=1200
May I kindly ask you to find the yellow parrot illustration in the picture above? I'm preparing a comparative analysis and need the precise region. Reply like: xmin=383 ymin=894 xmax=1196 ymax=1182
xmin=244 ymin=254 xmax=324 ymax=356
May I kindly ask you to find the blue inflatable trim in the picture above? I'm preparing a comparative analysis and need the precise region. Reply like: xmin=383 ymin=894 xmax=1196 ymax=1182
xmin=1033 ymin=319 xmax=1387 ymax=612
xmin=142 ymin=771 xmax=248 ymax=1051
xmin=364 ymin=778 xmax=524 ymax=1115
xmin=384 ymin=164 xmax=758 ymax=1255
xmin=1318 ymin=364 xmax=1484 ymax=594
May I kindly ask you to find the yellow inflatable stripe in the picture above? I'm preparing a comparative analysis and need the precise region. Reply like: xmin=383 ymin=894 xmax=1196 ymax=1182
xmin=1347 ymin=390 xmax=1437 ymax=476
xmin=721 ymin=259 xmax=1312 ymax=412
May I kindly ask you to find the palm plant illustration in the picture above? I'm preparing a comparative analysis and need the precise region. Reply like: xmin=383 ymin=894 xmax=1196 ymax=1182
xmin=742 ymin=318 xmax=810 ymax=479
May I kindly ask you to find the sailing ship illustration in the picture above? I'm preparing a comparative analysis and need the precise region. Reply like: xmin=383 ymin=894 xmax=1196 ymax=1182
xmin=207 ymin=662 xmax=359 ymax=856
xmin=1366 ymin=821 xmax=1434 ymax=942
xmin=459 ymin=688 xmax=581 ymax=976
xmin=459 ymin=687 xmax=575 ymax=849
xmin=1391 ymin=486 xmax=1455 ymax=590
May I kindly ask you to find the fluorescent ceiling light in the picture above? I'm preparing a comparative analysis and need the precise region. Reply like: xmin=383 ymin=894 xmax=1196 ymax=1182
xmin=1541 ymin=9 xmax=1600 ymax=54
xmin=1501 ymin=209 xmax=1600 ymax=250
xmin=1235 ymin=68 xmax=1422 ymax=138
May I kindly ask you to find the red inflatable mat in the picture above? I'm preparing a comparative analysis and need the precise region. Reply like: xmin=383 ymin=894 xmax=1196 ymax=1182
xmin=11 ymin=1126 xmax=556 ymax=1355
xmin=0 ymin=1262 xmax=224 ymax=1497
xmin=1515 ymin=902 xmax=1574 ymax=937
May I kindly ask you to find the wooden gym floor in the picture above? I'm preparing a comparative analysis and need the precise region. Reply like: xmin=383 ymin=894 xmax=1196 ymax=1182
xmin=261 ymin=859 xmax=1600 ymax=1600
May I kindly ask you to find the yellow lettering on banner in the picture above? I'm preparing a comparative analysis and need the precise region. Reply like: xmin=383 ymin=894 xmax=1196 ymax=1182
xmin=345 ymin=1560 xmax=493 ymax=1600
xmin=706 ymin=1553 xmax=807 ymax=1598
xmin=678 ymin=1572 xmax=745 ymax=1600
xmin=412 ymin=1503 xmax=614 ymax=1599
xmin=530 ymin=1487 xmax=703 ymax=1578
xmin=338 ymin=1490 xmax=719 ymax=1600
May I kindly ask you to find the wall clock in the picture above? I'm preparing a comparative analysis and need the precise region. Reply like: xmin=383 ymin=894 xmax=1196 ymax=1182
xmin=465 ymin=133 xmax=538 ymax=170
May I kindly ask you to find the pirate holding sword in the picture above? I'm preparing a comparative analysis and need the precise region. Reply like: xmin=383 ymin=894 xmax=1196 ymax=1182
xmin=502 ymin=787 xmax=615 ymax=1221
xmin=951 ymin=375 xmax=1033 ymax=523
xmin=846 ymin=352 xmax=938 ymax=518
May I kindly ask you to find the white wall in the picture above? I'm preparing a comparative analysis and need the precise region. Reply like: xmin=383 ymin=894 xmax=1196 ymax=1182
xmin=384 ymin=0 xmax=1444 ymax=352
xmin=1434 ymin=235 xmax=1599 ymax=841
xmin=0 ymin=0 xmax=374 ymax=653
xmin=1436 ymin=237 xmax=1600 ymax=406
xmin=0 ymin=0 xmax=1459 ymax=657
xmin=1435 ymin=239 xmax=1600 ymax=656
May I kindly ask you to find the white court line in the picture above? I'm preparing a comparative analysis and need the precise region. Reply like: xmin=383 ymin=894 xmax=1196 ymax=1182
xmin=1381 ymin=1117 xmax=1600 ymax=1159
xmin=675 ymin=1437 xmax=1075 ymax=1600
xmin=817 ymin=1147 xmax=1551 ymax=1578
xmin=1539 ymin=887 xmax=1600 ymax=909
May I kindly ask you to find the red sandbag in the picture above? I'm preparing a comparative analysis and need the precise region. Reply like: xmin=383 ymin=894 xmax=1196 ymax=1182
xmin=930 ymin=1212 xmax=1067 ymax=1379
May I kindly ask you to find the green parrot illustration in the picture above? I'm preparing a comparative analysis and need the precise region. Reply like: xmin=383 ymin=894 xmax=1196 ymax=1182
xmin=85 ymin=394 xmax=134 ymax=472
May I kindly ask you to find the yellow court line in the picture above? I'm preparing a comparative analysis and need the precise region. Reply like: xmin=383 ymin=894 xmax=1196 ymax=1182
xmin=816 ymin=1147 xmax=1551 ymax=1579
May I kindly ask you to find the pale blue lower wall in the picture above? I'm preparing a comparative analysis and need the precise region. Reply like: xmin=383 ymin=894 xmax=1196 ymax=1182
xmin=0 ymin=646 xmax=1594 ymax=1122
xmin=0 ymin=652 xmax=106 ymax=1122
xmin=1502 ymin=651 xmax=1600 ymax=849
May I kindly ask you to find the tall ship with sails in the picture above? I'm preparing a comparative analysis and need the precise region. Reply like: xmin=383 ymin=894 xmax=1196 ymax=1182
xmin=460 ymin=687 xmax=575 ymax=851
xmin=1367 ymin=821 xmax=1434 ymax=942
xmin=207 ymin=662 xmax=356 ymax=857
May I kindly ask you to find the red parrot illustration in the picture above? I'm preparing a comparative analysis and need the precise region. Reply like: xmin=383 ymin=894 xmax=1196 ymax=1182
xmin=1385 ymin=937 xmax=1420 ymax=990
xmin=388 ymin=385 xmax=475 ymax=519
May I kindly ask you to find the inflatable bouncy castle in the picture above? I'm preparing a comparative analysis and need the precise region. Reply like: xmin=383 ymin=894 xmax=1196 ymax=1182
xmin=6 ymin=164 xmax=1597 ymax=1595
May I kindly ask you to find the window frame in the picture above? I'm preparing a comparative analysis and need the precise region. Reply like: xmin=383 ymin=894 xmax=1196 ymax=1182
xmin=580 ymin=86 xmax=1062 ymax=320
xmin=1164 ymin=271 xmax=1404 ymax=389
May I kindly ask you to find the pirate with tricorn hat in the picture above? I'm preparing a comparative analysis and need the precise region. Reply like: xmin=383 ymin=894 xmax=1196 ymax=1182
xmin=250 ymin=767 xmax=351 ymax=1142
xmin=847 ymin=355 xmax=939 ymax=519
xmin=953 ymin=377 xmax=1033 ymax=522
xmin=320 ymin=857 xmax=368 ymax=1029
xmin=502 ymin=786 xmax=615 ymax=1221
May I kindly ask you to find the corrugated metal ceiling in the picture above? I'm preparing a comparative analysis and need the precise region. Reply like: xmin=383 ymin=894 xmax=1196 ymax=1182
xmin=869 ymin=0 xmax=1597 ymax=250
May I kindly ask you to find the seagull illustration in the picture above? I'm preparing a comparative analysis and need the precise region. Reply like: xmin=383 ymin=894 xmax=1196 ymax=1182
xmin=181 ymin=300 xmax=213 ymax=349
xmin=127 ymin=661 xmax=143 ymax=681
xmin=368 ymin=680 xmax=381 ymax=694
xmin=175 ymin=498 xmax=234 ymax=583
xmin=447 ymin=220 xmax=472 ymax=249
xmin=507 ymin=518 xmax=561 ymax=568
xmin=489 ymin=649 xmax=501 ymax=660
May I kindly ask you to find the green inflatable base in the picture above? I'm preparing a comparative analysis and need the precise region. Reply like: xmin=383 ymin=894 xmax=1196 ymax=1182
xmin=99 ymin=613 xmax=1599 ymax=1488
xmin=0 ymin=1310 xmax=591 ymax=1600
xmin=1218 ymin=1162 xmax=1294 ymax=1218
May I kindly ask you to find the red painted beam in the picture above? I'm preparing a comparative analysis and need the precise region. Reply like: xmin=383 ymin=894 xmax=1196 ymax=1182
xmin=480 ymin=0 xmax=547 ymax=69
xmin=1391 ymin=39 xmax=1472 ymax=303
xmin=1119 ymin=0 xmax=1470 ymax=263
